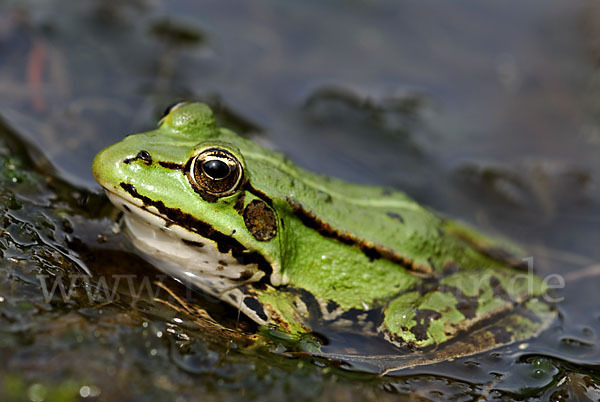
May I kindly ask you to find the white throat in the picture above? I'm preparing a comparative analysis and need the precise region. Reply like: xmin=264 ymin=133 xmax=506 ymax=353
xmin=105 ymin=191 xmax=265 ymax=294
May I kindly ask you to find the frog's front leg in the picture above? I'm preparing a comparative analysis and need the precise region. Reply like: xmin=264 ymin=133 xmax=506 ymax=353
xmin=220 ymin=285 xmax=311 ymax=335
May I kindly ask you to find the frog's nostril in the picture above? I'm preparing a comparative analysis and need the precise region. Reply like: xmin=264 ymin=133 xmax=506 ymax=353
xmin=123 ymin=150 xmax=153 ymax=165
xmin=137 ymin=150 xmax=152 ymax=163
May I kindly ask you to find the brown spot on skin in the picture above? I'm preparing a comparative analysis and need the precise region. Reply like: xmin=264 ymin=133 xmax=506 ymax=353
xmin=243 ymin=199 xmax=277 ymax=241
xmin=216 ymin=265 xmax=224 ymax=271
xmin=218 ymin=260 xmax=228 ymax=267
xmin=158 ymin=161 xmax=183 ymax=170
xmin=411 ymin=309 xmax=442 ymax=341
xmin=124 ymin=150 xmax=153 ymax=165
xmin=287 ymin=198 xmax=433 ymax=275
xmin=119 ymin=183 xmax=273 ymax=278
xmin=386 ymin=211 xmax=404 ymax=223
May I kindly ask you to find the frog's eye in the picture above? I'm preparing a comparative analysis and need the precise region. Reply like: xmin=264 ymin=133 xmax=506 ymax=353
xmin=188 ymin=148 xmax=244 ymax=197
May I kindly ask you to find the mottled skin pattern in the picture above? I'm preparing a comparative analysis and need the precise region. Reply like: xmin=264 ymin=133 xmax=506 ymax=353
xmin=93 ymin=103 xmax=554 ymax=357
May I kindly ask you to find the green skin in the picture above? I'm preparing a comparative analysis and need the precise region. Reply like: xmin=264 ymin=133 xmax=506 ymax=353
xmin=93 ymin=102 xmax=554 ymax=354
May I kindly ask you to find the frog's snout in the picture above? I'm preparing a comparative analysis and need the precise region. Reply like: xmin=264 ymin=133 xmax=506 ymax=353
xmin=92 ymin=142 xmax=132 ymax=189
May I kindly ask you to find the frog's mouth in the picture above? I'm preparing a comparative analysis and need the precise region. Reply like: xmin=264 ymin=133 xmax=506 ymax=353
xmin=101 ymin=186 xmax=268 ymax=294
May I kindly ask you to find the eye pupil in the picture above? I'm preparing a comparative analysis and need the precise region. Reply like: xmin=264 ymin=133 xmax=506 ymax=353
xmin=202 ymin=159 xmax=230 ymax=179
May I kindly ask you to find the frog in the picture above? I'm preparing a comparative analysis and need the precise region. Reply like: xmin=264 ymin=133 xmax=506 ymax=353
xmin=92 ymin=102 xmax=555 ymax=362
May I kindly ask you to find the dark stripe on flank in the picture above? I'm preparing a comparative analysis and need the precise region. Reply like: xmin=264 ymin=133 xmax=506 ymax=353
xmin=287 ymin=198 xmax=432 ymax=275
xmin=119 ymin=182 xmax=273 ymax=277
xmin=233 ymin=192 xmax=246 ymax=214
xmin=244 ymin=182 xmax=274 ymax=208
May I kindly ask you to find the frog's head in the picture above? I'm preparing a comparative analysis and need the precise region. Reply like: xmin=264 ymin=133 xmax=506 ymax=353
xmin=93 ymin=103 xmax=288 ymax=304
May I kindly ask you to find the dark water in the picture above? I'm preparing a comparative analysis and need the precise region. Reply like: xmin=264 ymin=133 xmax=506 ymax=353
xmin=1 ymin=0 xmax=600 ymax=400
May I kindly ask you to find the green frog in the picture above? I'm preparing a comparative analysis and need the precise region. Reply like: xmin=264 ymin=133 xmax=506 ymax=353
xmin=92 ymin=102 xmax=554 ymax=361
